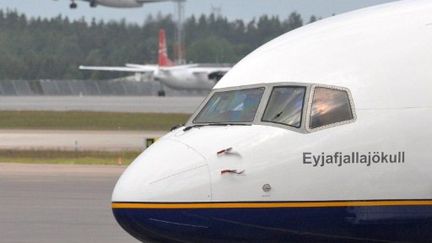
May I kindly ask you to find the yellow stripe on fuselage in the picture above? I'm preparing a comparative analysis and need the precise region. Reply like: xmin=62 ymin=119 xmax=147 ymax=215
xmin=112 ymin=200 xmax=432 ymax=209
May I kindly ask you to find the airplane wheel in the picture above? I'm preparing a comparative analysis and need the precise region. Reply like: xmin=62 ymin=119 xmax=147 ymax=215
xmin=157 ymin=90 xmax=166 ymax=97
xmin=70 ymin=2 xmax=77 ymax=9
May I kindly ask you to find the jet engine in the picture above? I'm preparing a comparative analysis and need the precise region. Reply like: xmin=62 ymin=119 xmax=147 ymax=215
xmin=208 ymin=71 xmax=227 ymax=83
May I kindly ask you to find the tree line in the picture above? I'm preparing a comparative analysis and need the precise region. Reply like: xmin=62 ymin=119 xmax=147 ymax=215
xmin=0 ymin=10 xmax=317 ymax=80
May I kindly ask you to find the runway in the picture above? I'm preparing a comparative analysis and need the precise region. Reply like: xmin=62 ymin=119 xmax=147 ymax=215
xmin=0 ymin=129 xmax=166 ymax=151
xmin=0 ymin=163 xmax=138 ymax=243
xmin=0 ymin=96 xmax=205 ymax=113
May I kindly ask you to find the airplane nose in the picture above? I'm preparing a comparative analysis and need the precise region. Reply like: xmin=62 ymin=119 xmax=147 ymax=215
xmin=111 ymin=138 xmax=211 ymax=242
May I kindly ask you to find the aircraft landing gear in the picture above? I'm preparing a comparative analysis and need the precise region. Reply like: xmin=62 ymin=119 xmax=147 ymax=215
xmin=157 ymin=83 xmax=166 ymax=97
xmin=70 ymin=0 xmax=77 ymax=9
xmin=157 ymin=90 xmax=166 ymax=97
xmin=90 ymin=0 xmax=97 ymax=7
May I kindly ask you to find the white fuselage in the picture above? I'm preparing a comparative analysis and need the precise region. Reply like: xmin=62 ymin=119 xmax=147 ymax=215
xmin=111 ymin=1 xmax=432 ymax=242
xmin=155 ymin=68 xmax=216 ymax=91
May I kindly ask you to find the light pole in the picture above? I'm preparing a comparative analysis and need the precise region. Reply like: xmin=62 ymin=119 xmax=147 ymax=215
xmin=174 ymin=0 xmax=186 ymax=64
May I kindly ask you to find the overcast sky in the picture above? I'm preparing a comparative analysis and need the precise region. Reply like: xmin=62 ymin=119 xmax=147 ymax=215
xmin=2 ymin=0 xmax=397 ymax=23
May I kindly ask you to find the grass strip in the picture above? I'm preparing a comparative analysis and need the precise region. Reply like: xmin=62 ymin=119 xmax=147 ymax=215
xmin=0 ymin=111 xmax=190 ymax=130
xmin=0 ymin=149 xmax=141 ymax=165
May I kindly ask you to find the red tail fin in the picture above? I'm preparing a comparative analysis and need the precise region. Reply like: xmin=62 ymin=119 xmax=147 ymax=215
xmin=158 ymin=29 xmax=173 ymax=67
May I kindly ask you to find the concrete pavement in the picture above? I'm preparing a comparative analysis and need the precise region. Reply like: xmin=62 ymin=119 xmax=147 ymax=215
xmin=0 ymin=96 xmax=205 ymax=113
xmin=0 ymin=163 xmax=139 ymax=243
xmin=0 ymin=129 xmax=166 ymax=151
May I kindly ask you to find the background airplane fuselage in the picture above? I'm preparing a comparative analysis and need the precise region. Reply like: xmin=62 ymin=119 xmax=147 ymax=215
xmin=97 ymin=0 xmax=142 ymax=8
xmin=155 ymin=68 xmax=215 ymax=91
xmin=83 ymin=0 xmax=169 ymax=8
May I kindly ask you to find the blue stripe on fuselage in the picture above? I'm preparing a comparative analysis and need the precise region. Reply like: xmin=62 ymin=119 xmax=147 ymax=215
xmin=113 ymin=206 xmax=432 ymax=242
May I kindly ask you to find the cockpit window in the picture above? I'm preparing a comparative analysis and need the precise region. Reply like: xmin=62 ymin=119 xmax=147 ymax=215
xmin=193 ymin=88 xmax=264 ymax=123
xmin=262 ymin=86 xmax=306 ymax=128
xmin=310 ymin=87 xmax=353 ymax=129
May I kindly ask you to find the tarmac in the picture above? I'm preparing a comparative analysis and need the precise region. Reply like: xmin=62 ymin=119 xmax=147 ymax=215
xmin=0 ymin=96 xmax=201 ymax=242
xmin=0 ymin=129 xmax=166 ymax=151
xmin=0 ymin=163 xmax=139 ymax=243
xmin=0 ymin=96 xmax=205 ymax=113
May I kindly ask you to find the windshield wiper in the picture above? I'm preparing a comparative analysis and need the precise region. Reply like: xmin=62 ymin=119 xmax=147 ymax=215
xmin=183 ymin=123 xmax=250 ymax=132
xmin=207 ymin=122 xmax=251 ymax=126
xmin=273 ymin=111 xmax=283 ymax=120
xmin=183 ymin=124 xmax=205 ymax=132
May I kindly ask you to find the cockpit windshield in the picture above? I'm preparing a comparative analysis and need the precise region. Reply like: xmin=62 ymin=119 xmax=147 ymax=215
xmin=262 ymin=86 xmax=306 ymax=128
xmin=190 ymin=83 xmax=354 ymax=131
xmin=193 ymin=88 xmax=264 ymax=124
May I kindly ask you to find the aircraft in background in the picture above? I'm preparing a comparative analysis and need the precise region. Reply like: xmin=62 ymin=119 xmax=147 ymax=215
xmin=80 ymin=29 xmax=231 ymax=96
xmin=62 ymin=0 xmax=170 ymax=9
xmin=111 ymin=0 xmax=432 ymax=242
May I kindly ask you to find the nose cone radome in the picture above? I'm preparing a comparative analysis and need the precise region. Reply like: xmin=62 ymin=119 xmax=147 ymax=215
xmin=112 ymin=138 xmax=211 ymax=202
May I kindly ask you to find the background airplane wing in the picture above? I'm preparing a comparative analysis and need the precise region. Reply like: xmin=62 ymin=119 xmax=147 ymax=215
xmin=79 ymin=65 xmax=157 ymax=73
xmin=125 ymin=64 xmax=199 ymax=71
xmin=125 ymin=64 xmax=159 ymax=69
xmin=159 ymin=64 xmax=199 ymax=71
